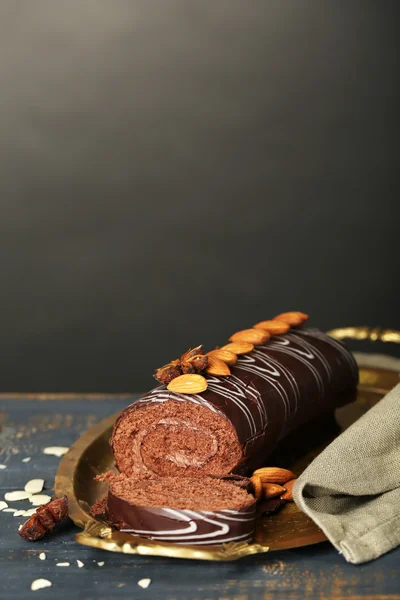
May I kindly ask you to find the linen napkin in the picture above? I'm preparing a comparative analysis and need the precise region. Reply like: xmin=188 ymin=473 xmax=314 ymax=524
xmin=293 ymin=382 xmax=400 ymax=564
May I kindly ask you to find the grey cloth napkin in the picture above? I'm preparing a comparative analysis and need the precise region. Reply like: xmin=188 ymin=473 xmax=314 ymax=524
xmin=293 ymin=382 xmax=400 ymax=564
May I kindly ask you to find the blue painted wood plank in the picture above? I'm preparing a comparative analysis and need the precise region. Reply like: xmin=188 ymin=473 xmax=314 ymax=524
xmin=1 ymin=398 xmax=399 ymax=600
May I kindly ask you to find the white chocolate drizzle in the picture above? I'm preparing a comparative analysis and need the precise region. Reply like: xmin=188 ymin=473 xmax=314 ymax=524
xmin=121 ymin=506 xmax=256 ymax=545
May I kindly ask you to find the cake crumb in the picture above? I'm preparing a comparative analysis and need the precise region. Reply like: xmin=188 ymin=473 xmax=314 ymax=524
xmin=22 ymin=457 xmax=31 ymax=463
xmin=138 ymin=578 xmax=151 ymax=589
xmin=97 ymin=561 xmax=105 ymax=567
xmin=89 ymin=496 xmax=108 ymax=519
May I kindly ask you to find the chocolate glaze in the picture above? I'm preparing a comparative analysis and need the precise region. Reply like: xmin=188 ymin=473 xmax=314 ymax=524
xmin=107 ymin=492 xmax=256 ymax=545
xmin=112 ymin=329 xmax=358 ymax=475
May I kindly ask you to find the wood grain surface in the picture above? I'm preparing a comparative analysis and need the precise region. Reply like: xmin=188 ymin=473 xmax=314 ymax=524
xmin=0 ymin=396 xmax=399 ymax=600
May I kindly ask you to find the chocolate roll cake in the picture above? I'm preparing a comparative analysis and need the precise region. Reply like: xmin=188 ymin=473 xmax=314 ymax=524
xmin=106 ymin=475 xmax=256 ymax=545
xmin=111 ymin=328 xmax=358 ymax=478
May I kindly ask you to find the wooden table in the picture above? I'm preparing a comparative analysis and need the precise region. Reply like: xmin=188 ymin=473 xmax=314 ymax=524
xmin=1 ymin=394 xmax=399 ymax=600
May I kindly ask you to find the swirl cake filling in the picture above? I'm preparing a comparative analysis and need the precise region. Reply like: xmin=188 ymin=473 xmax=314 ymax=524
xmin=112 ymin=400 xmax=242 ymax=477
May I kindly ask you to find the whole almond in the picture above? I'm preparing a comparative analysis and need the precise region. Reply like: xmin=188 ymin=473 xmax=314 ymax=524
xmin=280 ymin=478 xmax=297 ymax=501
xmin=205 ymin=356 xmax=231 ymax=376
xmin=253 ymin=320 xmax=290 ymax=334
xmin=207 ymin=349 xmax=238 ymax=365
xmin=167 ymin=374 xmax=208 ymax=394
xmin=262 ymin=483 xmax=286 ymax=499
xmin=252 ymin=467 xmax=295 ymax=484
xmin=273 ymin=312 xmax=309 ymax=327
xmin=229 ymin=329 xmax=270 ymax=345
xmin=221 ymin=342 xmax=254 ymax=355
xmin=250 ymin=475 xmax=263 ymax=500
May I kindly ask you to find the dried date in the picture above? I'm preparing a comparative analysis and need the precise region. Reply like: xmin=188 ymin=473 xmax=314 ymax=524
xmin=18 ymin=495 xmax=68 ymax=541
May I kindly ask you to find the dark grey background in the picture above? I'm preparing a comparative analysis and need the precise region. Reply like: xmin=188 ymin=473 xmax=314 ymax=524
xmin=0 ymin=1 xmax=399 ymax=392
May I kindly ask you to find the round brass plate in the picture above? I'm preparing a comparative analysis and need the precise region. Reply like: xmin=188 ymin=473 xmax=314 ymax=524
xmin=55 ymin=365 xmax=399 ymax=561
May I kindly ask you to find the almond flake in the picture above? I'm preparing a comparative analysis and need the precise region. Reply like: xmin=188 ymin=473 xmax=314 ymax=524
xmin=23 ymin=508 xmax=37 ymax=517
xmin=22 ymin=457 xmax=31 ymax=463
xmin=138 ymin=578 xmax=151 ymax=589
xmin=0 ymin=464 xmax=7 ymax=470
xmin=39 ymin=553 xmax=46 ymax=561
xmin=29 ymin=494 xmax=52 ymax=506
xmin=97 ymin=561 xmax=104 ymax=567
xmin=24 ymin=479 xmax=44 ymax=494
xmin=56 ymin=562 xmax=70 ymax=567
xmin=43 ymin=447 xmax=69 ymax=457
xmin=14 ymin=510 xmax=27 ymax=517
xmin=3 ymin=508 xmax=17 ymax=513
xmin=5 ymin=491 xmax=32 ymax=502
xmin=0 ymin=501 xmax=8 ymax=511
xmin=31 ymin=579 xmax=52 ymax=592
xmin=77 ymin=560 xmax=84 ymax=568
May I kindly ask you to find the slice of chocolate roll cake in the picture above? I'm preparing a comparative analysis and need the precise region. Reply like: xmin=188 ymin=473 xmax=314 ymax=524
xmin=96 ymin=313 xmax=358 ymax=545
xmin=105 ymin=475 xmax=256 ymax=545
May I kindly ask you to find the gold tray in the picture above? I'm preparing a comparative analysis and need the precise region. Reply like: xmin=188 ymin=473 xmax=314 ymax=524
xmin=55 ymin=327 xmax=400 ymax=561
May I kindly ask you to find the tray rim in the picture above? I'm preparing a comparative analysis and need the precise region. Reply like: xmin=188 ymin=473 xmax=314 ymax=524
xmin=55 ymin=362 xmax=400 ymax=560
